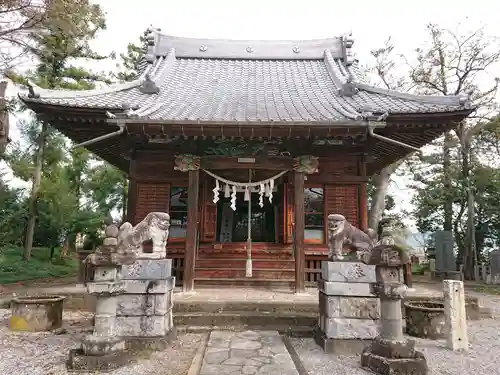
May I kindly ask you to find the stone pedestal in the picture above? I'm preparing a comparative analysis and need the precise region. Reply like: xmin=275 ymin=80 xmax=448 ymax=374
xmin=315 ymin=261 xmax=379 ymax=355
xmin=361 ymin=226 xmax=428 ymax=375
xmin=67 ymin=225 xmax=136 ymax=372
xmin=117 ymin=257 xmax=176 ymax=349
xmin=443 ymin=280 xmax=468 ymax=351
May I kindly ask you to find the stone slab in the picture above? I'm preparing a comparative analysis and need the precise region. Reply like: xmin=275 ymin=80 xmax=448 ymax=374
xmin=314 ymin=327 xmax=372 ymax=355
xmin=67 ymin=348 xmax=131 ymax=372
xmin=200 ymin=330 xmax=299 ymax=375
xmin=115 ymin=315 xmax=173 ymax=337
xmin=361 ymin=346 xmax=428 ymax=375
xmin=125 ymin=327 xmax=177 ymax=350
xmin=319 ymin=317 xmax=379 ymax=339
xmin=321 ymin=261 xmax=376 ymax=283
xmin=123 ymin=278 xmax=175 ymax=294
xmin=121 ymin=259 xmax=172 ymax=280
xmin=317 ymin=279 xmax=375 ymax=297
xmin=319 ymin=293 xmax=380 ymax=319
xmin=116 ymin=293 xmax=173 ymax=316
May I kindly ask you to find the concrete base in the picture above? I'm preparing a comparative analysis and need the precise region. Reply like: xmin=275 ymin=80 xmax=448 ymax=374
xmin=67 ymin=348 xmax=132 ymax=372
xmin=361 ymin=338 xmax=428 ymax=375
xmin=314 ymin=327 xmax=372 ymax=355
xmin=125 ymin=327 xmax=178 ymax=351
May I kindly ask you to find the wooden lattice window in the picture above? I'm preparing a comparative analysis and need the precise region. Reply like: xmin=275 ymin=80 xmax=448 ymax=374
xmin=304 ymin=187 xmax=324 ymax=244
xmin=170 ymin=186 xmax=188 ymax=240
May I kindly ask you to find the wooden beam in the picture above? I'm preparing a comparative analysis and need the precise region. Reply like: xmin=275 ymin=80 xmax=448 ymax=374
xmin=183 ymin=169 xmax=200 ymax=292
xmin=200 ymin=156 xmax=294 ymax=170
xmin=293 ymin=171 xmax=306 ymax=293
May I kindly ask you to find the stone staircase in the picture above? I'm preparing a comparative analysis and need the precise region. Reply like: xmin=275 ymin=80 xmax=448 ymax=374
xmin=173 ymin=299 xmax=318 ymax=336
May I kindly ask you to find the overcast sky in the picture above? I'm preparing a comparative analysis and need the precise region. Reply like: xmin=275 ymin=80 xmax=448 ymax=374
xmin=4 ymin=0 xmax=499 ymax=231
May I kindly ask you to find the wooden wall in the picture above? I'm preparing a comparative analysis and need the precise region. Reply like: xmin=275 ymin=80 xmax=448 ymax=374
xmin=128 ymin=151 xmax=367 ymax=245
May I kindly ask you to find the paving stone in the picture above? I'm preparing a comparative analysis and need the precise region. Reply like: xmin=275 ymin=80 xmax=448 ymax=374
xmin=199 ymin=330 xmax=299 ymax=375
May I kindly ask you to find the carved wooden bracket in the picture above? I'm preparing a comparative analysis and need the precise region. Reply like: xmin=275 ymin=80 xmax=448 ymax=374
xmin=292 ymin=155 xmax=319 ymax=174
xmin=173 ymin=154 xmax=201 ymax=172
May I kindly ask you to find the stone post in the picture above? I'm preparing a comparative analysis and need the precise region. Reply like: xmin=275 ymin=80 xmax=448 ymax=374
xmin=67 ymin=225 xmax=136 ymax=372
xmin=443 ymin=280 xmax=468 ymax=351
xmin=361 ymin=226 xmax=428 ymax=375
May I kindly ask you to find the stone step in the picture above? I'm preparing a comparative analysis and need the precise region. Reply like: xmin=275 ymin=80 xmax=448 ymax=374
xmin=177 ymin=324 xmax=313 ymax=337
xmin=173 ymin=311 xmax=317 ymax=330
xmin=173 ymin=300 xmax=318 ymax=314
xmin=194 ymin=277 xmax=296 ymax=289
xmin=195 ymin=258 xmax=296 ymax=269
xmin=195 ymin=268 xmax=295 ymax=279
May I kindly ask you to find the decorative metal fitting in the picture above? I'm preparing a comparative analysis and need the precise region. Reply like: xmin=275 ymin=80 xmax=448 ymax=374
xmin=199 ymin=45 xmax=208 ymax=52
xmin=292 ymin=46 xmax=300 ymax=54
xmin=246 ymin=46 xmax=254 ymax=53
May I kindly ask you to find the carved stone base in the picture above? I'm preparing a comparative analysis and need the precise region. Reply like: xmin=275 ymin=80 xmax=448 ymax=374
xmin=67 ymin=348 xmax=132 ymax=372
xmin=361 ymin=337 xmax=428 ymax=375
xmin=81 ymin=335 xmax=125 ymax=356
xmin=125 ymin=327 xmax=177 ymax=351
xmin=314 ymin=327 xmax=372 ymax=355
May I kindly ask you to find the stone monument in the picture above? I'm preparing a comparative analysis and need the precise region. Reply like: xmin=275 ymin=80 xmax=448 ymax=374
xmin=315 ymin=214 xmax=379 ymax=354
xmin=361 ymin=225 xmax=428 ymax=375
xmin=434 ymin=231 xmax=459 ymax=280
xmin=488 ymin=250 xmax=500 ymax=284
xmin=68 ymin=224 xmax=137 ymax=371
xmin=115 ymin=212 xmax=176 ymax=349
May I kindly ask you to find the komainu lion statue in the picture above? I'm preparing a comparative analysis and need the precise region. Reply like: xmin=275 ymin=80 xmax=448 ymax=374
xmin=117 ymin=212 xmax=170 ymax=257
xmin=328 ymin=214 xmax=377 ymax=261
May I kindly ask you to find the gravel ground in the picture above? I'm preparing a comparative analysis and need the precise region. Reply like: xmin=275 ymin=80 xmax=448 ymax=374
xmin=291 ymin=291 xmax=500 ymax=375
xmin=0 ymin=308 xmax=204 ymax=375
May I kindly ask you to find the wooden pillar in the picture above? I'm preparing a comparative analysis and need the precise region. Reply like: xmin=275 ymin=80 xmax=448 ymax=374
xmin=293 ymin=171 xmax=305 ymax=293
xmin=126 ymin=158 xmax=138 ymax=224
xmin=358 ymin=155 xmax=368 ymax=230
xmin=183 ymin=169 xmax=200 ymax=292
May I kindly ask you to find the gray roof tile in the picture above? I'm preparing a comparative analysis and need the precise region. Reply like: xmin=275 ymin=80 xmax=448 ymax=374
xmin=22 ymin=31 xmax=472 ymax=123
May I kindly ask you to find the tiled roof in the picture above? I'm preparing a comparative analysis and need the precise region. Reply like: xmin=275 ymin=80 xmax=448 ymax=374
xmin=21 ymin=30 xmax=473 ymax=124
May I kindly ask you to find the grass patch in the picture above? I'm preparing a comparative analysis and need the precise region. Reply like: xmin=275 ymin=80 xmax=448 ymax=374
xmin=0 ymin=245 xmax=79 ymax=284
xmin=412 ymin=263 xmax=428 ymax=275
xmin=472 ymin=285 xmax=500 ymax=295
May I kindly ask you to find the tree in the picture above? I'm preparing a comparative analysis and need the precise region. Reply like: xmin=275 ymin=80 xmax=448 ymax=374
xmin=366 ymin=38 xmax=410 ymax=230
xmin=5 ymin=0 xmax=108 ymax=259
xmin=408 ymin=24 xmax=500 ymax=278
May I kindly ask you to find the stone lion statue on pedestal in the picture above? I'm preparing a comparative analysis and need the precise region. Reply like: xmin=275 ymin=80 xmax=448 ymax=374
xmin=117 ymin=212 xmax=170 ymax=258
xmin=328 ymin=214 xmax=377 ymax=261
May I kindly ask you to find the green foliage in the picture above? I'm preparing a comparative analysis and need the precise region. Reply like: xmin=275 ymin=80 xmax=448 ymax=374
xmin=0 ymin=245 xmax=78 ymax=284
xmin=114 ymin=29 xmax=148 ymax=82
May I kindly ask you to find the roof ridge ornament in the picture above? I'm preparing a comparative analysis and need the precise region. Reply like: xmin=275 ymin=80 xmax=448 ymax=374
xmin=458 ymin=88 xmax=474 ymax=109
xmin=339 ymin=75 xmax=359 ymax=97
xmin=138 ymin=74 xmax=160 ymax=94
xmin=145 ymin=26 xmax=161 ymax=63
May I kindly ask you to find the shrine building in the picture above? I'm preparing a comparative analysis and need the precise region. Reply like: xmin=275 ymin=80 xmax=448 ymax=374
xmin=21 ymin=29 xmax=472 ymax=292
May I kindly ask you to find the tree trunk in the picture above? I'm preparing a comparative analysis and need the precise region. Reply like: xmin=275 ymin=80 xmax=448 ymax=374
xmin=60 ymin=235 xmax=70 ymax=258
xmin=443 ymin=131 xmax=453 ymax=232
xmin=121 ymin=178 xmax=128 ymax=221
xmin=368 ymin=164 xmax=397 ymax=230
xmin=462 ymin=140 xmax=476 ymax=280
xmin=23 ymin=122 xmax=47 ymax=260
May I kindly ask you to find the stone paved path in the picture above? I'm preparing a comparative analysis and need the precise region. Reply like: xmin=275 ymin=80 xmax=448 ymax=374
xmin=200 ymin=330 xmax=299 ymax=375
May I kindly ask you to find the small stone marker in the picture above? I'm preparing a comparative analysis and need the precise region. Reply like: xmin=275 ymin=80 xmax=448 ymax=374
xmin=443 ymin=280 xmax=468 ymax=351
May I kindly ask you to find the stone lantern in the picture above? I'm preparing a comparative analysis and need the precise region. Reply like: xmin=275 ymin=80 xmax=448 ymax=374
xmin=361 ymin=225 xmax=428 ymax=375
xmin=68 ymin=224 xmax=137 ymax=371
